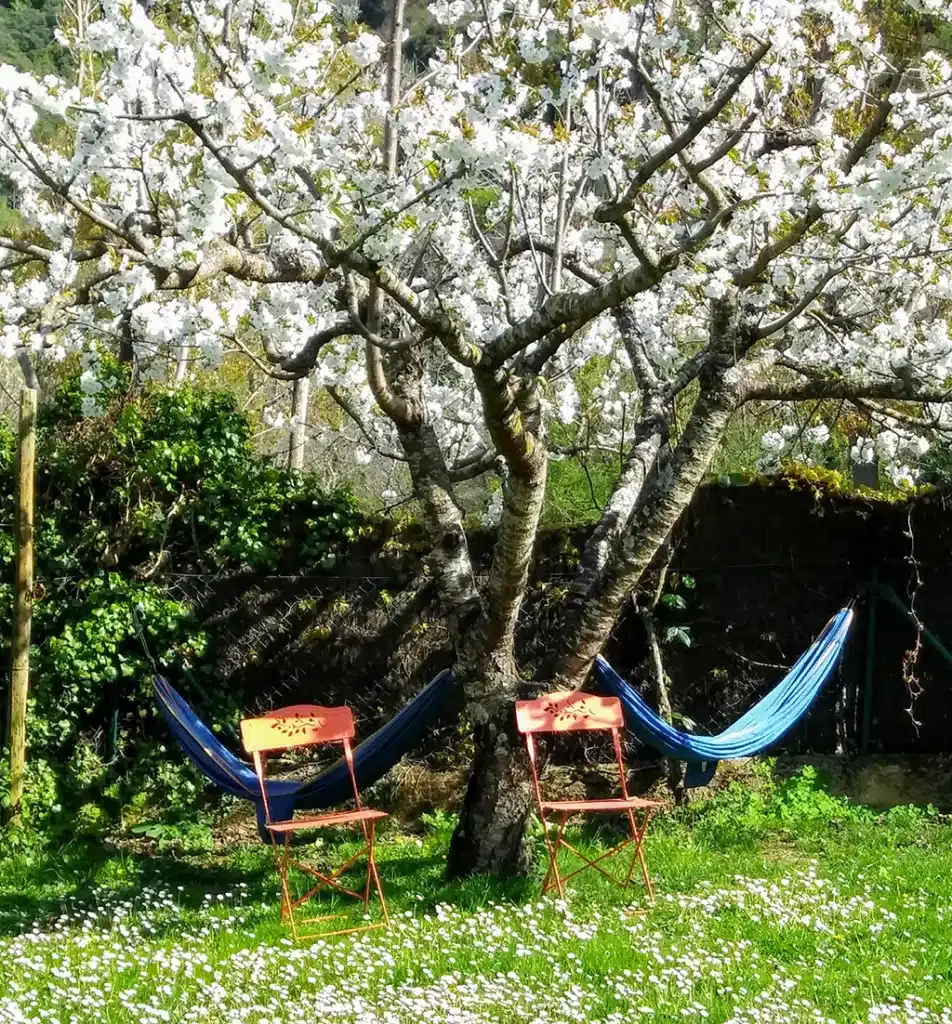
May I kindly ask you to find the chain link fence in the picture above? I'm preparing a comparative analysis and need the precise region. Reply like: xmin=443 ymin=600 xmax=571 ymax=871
xmin=147 ymin=558 xmax=951 ymax=774
xmin=10 ymin=480 xmax=952 ymax=792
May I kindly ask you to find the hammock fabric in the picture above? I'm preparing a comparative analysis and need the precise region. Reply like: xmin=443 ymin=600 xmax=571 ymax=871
xmin=154 ymin=670 xmax=455 ymax=840
xmin=595 ymin=606 xmax=854 ymax=788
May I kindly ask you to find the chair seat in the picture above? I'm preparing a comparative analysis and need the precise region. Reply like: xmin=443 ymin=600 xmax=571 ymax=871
xmin=541 ymin=797 xmax=660 ymax=814
xmin=267 ymin=808 xmax=388 ymax=832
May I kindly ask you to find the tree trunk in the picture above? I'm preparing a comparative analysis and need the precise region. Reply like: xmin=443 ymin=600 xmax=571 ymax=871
xmin=397 ymin=416 xmax=480 ymax=623
xmin=5 ymin=389 xmax=36 ymax=826
xmin=556 ymin=378 xmax=737 ymax=687
xmin=480 ymin=454 xmax=547 ymax=657
xmin=570 ymin=405 xmax=667 ymax=603
xmin=570 ymin=300 xmax=672 ymax=606
xmin=16 ymin=352 xmax=40 ymax=393
xmin=446 ymin=663 xmax=534 ymax=878
xmin=288 ymin=375 xmax=309 ymax=471
xmin=446 ymin=370 xmax=548 ymax=878
xmin=174 ymin=340 xmax=190 ymax=383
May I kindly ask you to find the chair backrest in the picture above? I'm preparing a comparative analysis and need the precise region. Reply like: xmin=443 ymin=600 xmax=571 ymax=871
xmin=515 ymin=690 xmax=630 ymax=811
xmin=240 ymin=704 xmax=360 ymax=825
xmin=515 ymin=691 xmax=624 ymax=734
xmin=242 ymin=704 xmax=355 ymax=752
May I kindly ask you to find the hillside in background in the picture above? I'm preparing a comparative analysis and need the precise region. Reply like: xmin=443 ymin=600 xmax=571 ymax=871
xmin=0 ymin=0 xmax=71 ymax=76
xmin=0 ymin=0 xmax=440 ymax=78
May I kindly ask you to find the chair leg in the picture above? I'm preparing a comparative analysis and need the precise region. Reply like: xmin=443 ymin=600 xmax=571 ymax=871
xmin=625 ymin=807 xmax=655 ymax=901
xmin=274 ymin=824 xmax=390 ymax=940
xmin=277 ymin=837 xmax=299 ymax=939
xmin=367 ymin=822 xmax=390 ymax=926
xmin=361 ymin=821 xmax=373 ymax=911
xmin=537 ymin=810 xmax=656 ymax=900
xmin=541 ymin=814 xmax=570 ymax=899
xmin=636 ymin=810 xmax=655 ymax=901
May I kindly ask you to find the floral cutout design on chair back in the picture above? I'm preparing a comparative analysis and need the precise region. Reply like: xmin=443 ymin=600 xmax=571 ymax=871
xmin=515 ymin=691 xmax=624 ymax=734
xmin=241 ymin=704 xmax=355 ymax=752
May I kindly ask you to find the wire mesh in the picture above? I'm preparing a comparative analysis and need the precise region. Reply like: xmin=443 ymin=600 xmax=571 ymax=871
xmin=8 ymin=476 xmax=952 ymax=775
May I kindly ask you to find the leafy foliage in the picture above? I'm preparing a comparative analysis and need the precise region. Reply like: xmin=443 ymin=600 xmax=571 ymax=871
xmin=680 ymin=764 xmax=942 ymax=852
xmin=0 ymin=0 xmax=71 ymax=78
xmin=0 ymin=365 xmax=364 ymax=833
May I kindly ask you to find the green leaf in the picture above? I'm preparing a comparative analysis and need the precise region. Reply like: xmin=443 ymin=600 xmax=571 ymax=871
xmin=664 ymin=625 xmax=693 ymax=647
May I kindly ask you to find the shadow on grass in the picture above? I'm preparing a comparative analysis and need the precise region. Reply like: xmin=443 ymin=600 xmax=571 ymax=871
xmin=0 ymin=828 xmax=542 ymax=939
xmin=0 ymin=804 xmax=761 ymax=941
xmin=0 ymin=810 xmax=679 ymax=939
xmin=0 ymin=838 xmax=274 ymax=937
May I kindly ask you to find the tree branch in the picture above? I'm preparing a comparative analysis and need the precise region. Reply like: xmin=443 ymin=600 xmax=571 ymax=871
xmin=506 ymin=234 xmax=603 ymax=287
xmin=484 ymin=259 xmax=666 ymax=367
xmin=744 ymin=365 xmax=952 ymax=404
xmin=597 ymin=40 xmax=770 ymax=222
xmin=448 ymin=446 xmax=500 ymax=481
xmin=733 ymin=72 xmax=902 ymax=288
xmin=326 ymin=384 xmax=409 ymax=461
xmin=753 ymin=264 xmax=851 ymax=340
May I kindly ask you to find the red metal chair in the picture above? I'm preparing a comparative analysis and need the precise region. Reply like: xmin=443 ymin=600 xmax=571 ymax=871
xmin=240 ymin=704 xmax=389 ymax=940
xmin=516 ymin=690 xmax=660 ymax=900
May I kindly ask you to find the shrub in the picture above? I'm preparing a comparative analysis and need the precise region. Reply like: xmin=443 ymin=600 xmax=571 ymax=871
xmin=0 ymin=364 xmax=364 ymax=834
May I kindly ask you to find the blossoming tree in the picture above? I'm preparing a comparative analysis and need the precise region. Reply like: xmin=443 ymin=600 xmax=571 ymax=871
xmin=2 ymin=0 xmax=952 ymax=873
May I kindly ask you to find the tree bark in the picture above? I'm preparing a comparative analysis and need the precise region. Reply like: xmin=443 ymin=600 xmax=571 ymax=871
xmin=288 ymin=375 xmax=309 ymax=471
xmin=5 ymin=389 xmax=36 ymax=826
xmin=397 ymin=415 xmax=480 ymax=622
xmin=638 ymin=544 xmax=686 ymax=802
xmin=557 ymin=299 xmax=753 ymax=687
xmin=446 ymin=669 xmax=534 ymax=878
xmin=174 ymin=340 xmax=190 ymax=383
xmin=570 ymin=300 xmax=672 ymax=605
xmin=446 ymin=369 xmax=548 ymax=879
xmin=473 ymin=366 xmax=548 ymax=657
xmin=570 ymin=406 xmax=667 ymax=603
xmin=479 ymin=455 xmax=547 ymax=659
xmin=556 ymin=376 xmax=737 ymax=687
xmin=16 ymin=352 xmax=40 ymax=393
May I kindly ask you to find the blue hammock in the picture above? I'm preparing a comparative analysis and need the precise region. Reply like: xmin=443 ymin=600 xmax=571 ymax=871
xmin=154 ymin=670 xmax=455 ymax=839
xmin=595 ymin=606 xmax=854 ymax=788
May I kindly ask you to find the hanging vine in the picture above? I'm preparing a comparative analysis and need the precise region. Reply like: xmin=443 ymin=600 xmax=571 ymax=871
xmin=901 ymin=504 xmax=924 ymax=729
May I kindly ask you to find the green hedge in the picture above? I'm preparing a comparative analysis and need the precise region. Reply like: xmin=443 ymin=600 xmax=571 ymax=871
xmin=0 ymin=363 xmax=363 ymax=837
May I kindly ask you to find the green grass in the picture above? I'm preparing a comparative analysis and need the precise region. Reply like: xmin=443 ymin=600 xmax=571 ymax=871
xmin=0 ymin=784 xmax=950 ymax=1024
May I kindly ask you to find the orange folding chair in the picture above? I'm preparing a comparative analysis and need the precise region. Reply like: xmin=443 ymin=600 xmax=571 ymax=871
xmin=516 ymin=690 xmax=660 ymax=900
xmin=240 ymin=704 xmax=389 ymax=940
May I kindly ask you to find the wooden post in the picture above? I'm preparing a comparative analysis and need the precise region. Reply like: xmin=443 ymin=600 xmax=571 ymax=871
xmin=5 ymin=388 xmax=37 ymax=826
xmin=288 ymin=375 xmax=310 ymax=471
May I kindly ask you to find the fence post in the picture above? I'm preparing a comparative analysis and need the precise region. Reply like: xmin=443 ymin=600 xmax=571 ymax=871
xmin=860 ymin=567 xmax=878 ymax=756
xmin=5 ymin=388 xmax=37 ymax=826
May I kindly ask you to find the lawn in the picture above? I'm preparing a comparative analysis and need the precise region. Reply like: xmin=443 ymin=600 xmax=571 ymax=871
xmin=0 ymin=776 xmax=950 ymax=1024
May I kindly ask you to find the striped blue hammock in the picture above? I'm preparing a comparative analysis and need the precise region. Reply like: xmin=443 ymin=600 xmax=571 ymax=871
xmin=594 ymin=606 xmax=855 ymax=787
xmin=154 ymin=670 xmax=455 ymax=839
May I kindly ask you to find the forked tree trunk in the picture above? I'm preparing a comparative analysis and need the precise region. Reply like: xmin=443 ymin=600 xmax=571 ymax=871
xmin=447 ymin=378 xmax=547 ymax=878
xmin=556 ymin=379 xmax=738 ymax=688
